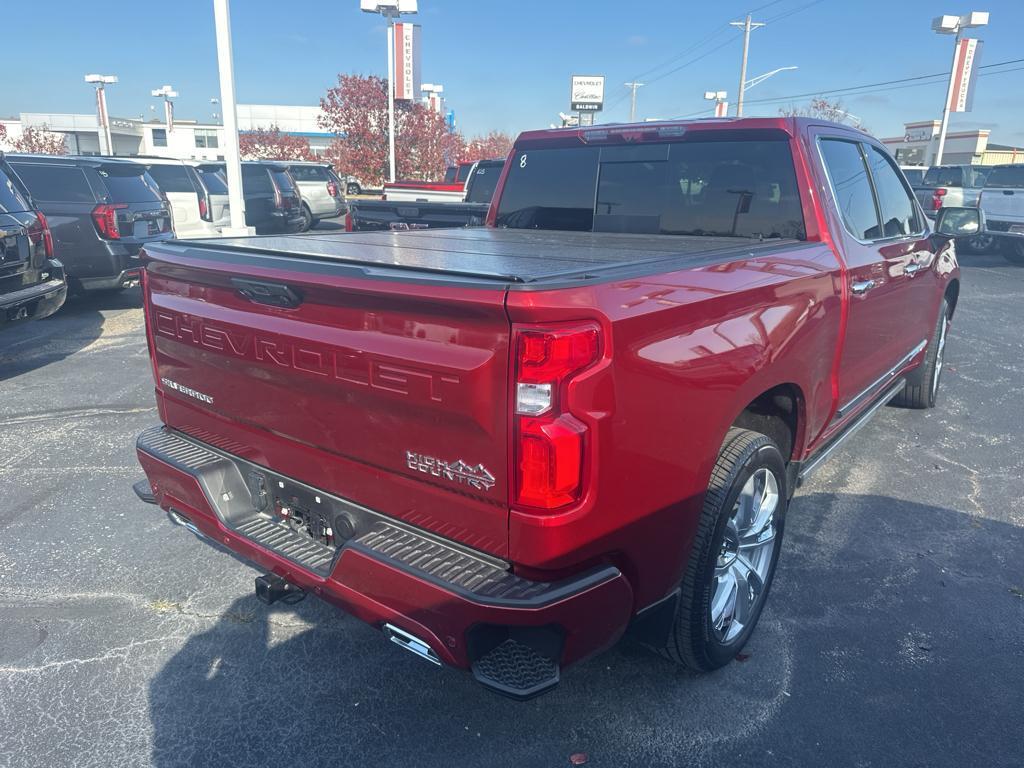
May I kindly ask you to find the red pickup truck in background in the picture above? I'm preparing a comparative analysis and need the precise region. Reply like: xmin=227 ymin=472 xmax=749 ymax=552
xmin=134 ymin=117 xmax=966 ymax=700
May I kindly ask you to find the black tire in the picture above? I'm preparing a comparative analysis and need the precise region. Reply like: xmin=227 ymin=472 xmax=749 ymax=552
xmin=298 ymin=205 xmax=313 ymax=233
xmin=890 ymin=297 xmax=950 ymax=409
xmin=347 ymin=183 xmax=361 ymax=196
xmin=1003 ymin=238 xmax=1024 ymax=265
xmin=660 ymin=428 xmax=788 ymax=670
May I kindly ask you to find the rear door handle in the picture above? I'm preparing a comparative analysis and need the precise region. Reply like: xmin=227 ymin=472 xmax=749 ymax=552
xmin=851 ymin=279 xmax=877 ymax=295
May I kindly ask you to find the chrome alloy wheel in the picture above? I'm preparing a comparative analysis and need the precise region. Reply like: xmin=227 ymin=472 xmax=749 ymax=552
xmin=932 ymin=315 xmax=948 ymax=399
xmin=711 ymin=468 xmax=779 ymax=644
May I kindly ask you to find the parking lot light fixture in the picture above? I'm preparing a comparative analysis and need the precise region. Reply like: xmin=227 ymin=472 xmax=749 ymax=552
xmin=151 ymin=85 xmax=179 ymax=133
xmin=932 ymin=10 xmax=990 ymax=165
xmin=361 ymin=1 xmax=418 ymax=184
xmin=84 ymin=74 xmax=117 ymax=155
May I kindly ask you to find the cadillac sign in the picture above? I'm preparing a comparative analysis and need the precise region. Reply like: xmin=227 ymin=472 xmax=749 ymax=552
xmin=570 ymin=75 xmax=605 ymax=112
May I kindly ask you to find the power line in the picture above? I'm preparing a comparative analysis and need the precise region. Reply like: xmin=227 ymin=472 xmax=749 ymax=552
xmin=667 ymin=59 xmax=1024 ymax=119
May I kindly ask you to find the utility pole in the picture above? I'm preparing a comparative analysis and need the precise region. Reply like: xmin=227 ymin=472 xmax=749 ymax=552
xmin=730 ymin=15 xmax=765 ymax=117
xmin=624 ymin=81 xmax=644 ymax=122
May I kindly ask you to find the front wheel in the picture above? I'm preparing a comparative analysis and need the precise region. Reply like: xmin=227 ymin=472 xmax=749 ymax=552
xmin=660 ymin=428 xmax=787 ymax=670
xmin=890 ymin=297 xmax=950 ymax=409
xmin=346 ymin=182 xmax=362 ymax=196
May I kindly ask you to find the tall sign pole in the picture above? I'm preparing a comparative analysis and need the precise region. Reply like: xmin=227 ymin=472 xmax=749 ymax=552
xmin=213 ymin=0 xmax=252 ymax=235
xmin=386 ymin=10 xmax=397 ymax=182
xmin=85 ymin=75 xmax=117 ymax=155
xmin=932 ymin=11 xmax=989 ymax=166
xmin=730 ymin=15 xmax=765 ymax=117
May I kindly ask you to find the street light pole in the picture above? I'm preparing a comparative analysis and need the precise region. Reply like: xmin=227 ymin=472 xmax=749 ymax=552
xmin=730 ymin=15 xmax=765 ymax=117
xmin=212 ymin=0 xmax=252 ymax=236
xmin=625 ymin=81 xmax=644 ymax=122
xmin=933 ymin=11 xmax=989 ymax=165
xmin=84 ymin=74 xmax=117 ymax=155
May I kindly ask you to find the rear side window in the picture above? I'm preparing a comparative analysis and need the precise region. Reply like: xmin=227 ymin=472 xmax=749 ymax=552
xmin=242 ymin=166 xmax=273 ymax=194
xmin=10 ymin=163 xmax=95 ymax=203
xmin=0 ymin=166 xmax=33 ymax=213
xmin=195 ymin=167 xmax=229 ymax=195
xmin=147 ymin=164 xmax=196 ymax=194
xmin=866 ymin=146 xmax=921 ymax=237
xmin=97 ymin=166 xmax=162 ymax=202
xmin=289 ymin=166 xmax=330 ymax=182
xmin=984 ymin=165 xmax=1024 ymax=189
xmin=922 ymin=166 xmax=964 ymax=187
xmin=819 ymin=139 xmax=881 ymax=241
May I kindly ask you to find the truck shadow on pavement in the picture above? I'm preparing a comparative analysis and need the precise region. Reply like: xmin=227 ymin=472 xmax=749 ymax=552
xmin=0 ymin=287 xmax=141 ymax=381
xmin=146 ymin=492 xmax=1024 ymax=768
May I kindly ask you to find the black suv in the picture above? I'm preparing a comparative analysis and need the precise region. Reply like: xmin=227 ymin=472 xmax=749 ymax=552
xmin=197 ymin=161 xmax=303 ymax=233
xmin=7 ymin=155 xmax=173 ymax=292
xmin=0 ymin=153 xmax=67 ymax=328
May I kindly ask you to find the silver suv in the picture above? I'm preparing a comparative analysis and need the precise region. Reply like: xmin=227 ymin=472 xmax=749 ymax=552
xmin=279 ymin=162 xmax=348 ymax=231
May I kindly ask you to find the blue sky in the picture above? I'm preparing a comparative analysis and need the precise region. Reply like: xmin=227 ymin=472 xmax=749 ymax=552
xmin=4 ymin=0 xmax=1023 ymax=143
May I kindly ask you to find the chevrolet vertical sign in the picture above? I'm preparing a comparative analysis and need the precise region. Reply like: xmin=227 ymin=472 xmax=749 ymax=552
xmin=393 ymin=23 xmax=422 ymax=101
xmin=948 ymin=38 xmax=983 ymax=113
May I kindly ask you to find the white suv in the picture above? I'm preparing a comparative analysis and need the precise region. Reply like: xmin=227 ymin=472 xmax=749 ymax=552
xmin=278 ymin=162 xmax=348 ymax=232
xmin=142 ymin=158 xmax=230 ymax=238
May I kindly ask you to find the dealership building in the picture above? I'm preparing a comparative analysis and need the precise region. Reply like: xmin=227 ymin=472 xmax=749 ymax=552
xmin=0 ymin=104 xmax=335 ymax=161
xmin=881 ymin=119 xmax=1024 ymax=166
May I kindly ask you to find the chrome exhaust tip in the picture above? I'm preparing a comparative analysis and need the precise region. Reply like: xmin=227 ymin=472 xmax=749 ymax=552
xmin=167 ymin=509 xmax=208 ymax=541
xmin=383 ymin=623 xmax=442 ymax=666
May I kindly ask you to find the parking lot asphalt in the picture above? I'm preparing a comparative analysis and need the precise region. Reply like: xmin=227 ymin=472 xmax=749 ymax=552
xmin=1 ymin=248 xmax=1022 ymax=768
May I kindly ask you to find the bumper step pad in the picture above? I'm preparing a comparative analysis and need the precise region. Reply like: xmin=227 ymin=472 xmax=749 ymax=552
xmin=471 ymin=639 xmax=560 ymax=700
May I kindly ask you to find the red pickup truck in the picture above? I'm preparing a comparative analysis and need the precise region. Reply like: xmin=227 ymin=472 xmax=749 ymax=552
xmin=134 ymin=118 xmax=965 ymax=700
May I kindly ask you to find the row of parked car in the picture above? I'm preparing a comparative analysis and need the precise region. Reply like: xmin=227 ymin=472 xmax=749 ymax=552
xmin=902 ymin=162 xmax=1024 ymax=263
xmin=0 ymin=152 xmax=352 ymax=329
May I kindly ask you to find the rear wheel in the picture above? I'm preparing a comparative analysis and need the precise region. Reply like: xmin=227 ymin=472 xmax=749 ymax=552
xmin=298 ymin=204 xmax=313 ymax=232
xmin=660 ymin=428 xmax=787 ymax=670
xmin=890 ymin=297 xmax=950 ymax=409
xmin=1003 ymin=238 xmax=1024 ymax=265
xmin=966 ymin=233 xmax=995 ymax=253
xmin=347 ymin=182 xmax=362 ymax=196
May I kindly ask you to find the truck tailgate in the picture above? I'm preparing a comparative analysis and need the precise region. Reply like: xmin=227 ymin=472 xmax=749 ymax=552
xmin=142 ymin=241 xmax=511 ymax=555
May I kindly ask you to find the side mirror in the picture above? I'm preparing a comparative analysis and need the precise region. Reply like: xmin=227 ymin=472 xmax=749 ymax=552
xmin=934 ymin=206 xmax=985 ymax=237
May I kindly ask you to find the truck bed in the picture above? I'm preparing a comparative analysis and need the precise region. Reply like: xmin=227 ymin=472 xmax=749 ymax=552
xmin=182 ymin=228 xmax=807 ymax=288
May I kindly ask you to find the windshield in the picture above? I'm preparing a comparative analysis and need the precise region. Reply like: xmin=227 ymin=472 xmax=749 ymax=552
xmin=496 ymin=137 xmax=805 ymax=239
xmin=0 ymin=166 xmax=33 ymax=213
xmin=98 ymin=165 xmax=163 ymax=202
xmin=984 ymin=165 xmax=1024 ymax=189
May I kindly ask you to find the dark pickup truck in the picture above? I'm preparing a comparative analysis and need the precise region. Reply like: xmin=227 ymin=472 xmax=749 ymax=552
xmin=350 ymin=159 xmax=504 ymax=231
xmin=134 ymin=118 xmax=966 ymax=700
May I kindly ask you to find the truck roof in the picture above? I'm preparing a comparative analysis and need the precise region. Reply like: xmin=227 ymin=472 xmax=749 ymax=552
xmin=173 ymin=228 xmax=808 ymax=288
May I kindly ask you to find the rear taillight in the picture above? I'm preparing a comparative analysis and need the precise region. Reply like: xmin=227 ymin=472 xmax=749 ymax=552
xmin=513 ymin=324 xmax=600 ymax=510
xmin=28 ymin=210 xmax=54 ymax=259
xmin=91 ymin=203 xmax=128 ymax=240
xmin=344 ymin=211 xmax=353 ymax=232
xmin=327 ymin=181 xmax=338 ymax=197
xmin=198 ymin=190 xmax=212 ymax=222
xmin=139 ymin=267 xmax=163 ymax=393
xmin=932 ymin=187 xmax=947 ymax=211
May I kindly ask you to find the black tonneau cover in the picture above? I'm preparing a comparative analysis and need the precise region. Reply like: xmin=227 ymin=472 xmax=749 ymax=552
xmin=180 ymin=228 xmax=807 ymax=287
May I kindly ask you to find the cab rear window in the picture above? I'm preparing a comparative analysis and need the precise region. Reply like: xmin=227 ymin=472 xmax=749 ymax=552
xmin=496 ymin=137 xmax=806 ymax=240
xmin=984 ymin=166 xmax=1024 ymax=189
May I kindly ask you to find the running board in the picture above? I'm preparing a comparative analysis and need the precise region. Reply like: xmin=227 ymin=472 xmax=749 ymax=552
xmin=797 ymin=378 xmax=906 ymax=486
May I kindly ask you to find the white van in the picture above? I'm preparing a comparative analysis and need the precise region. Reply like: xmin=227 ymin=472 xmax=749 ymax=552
xmin=143 ymin=158 xmax=230 ymax=238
